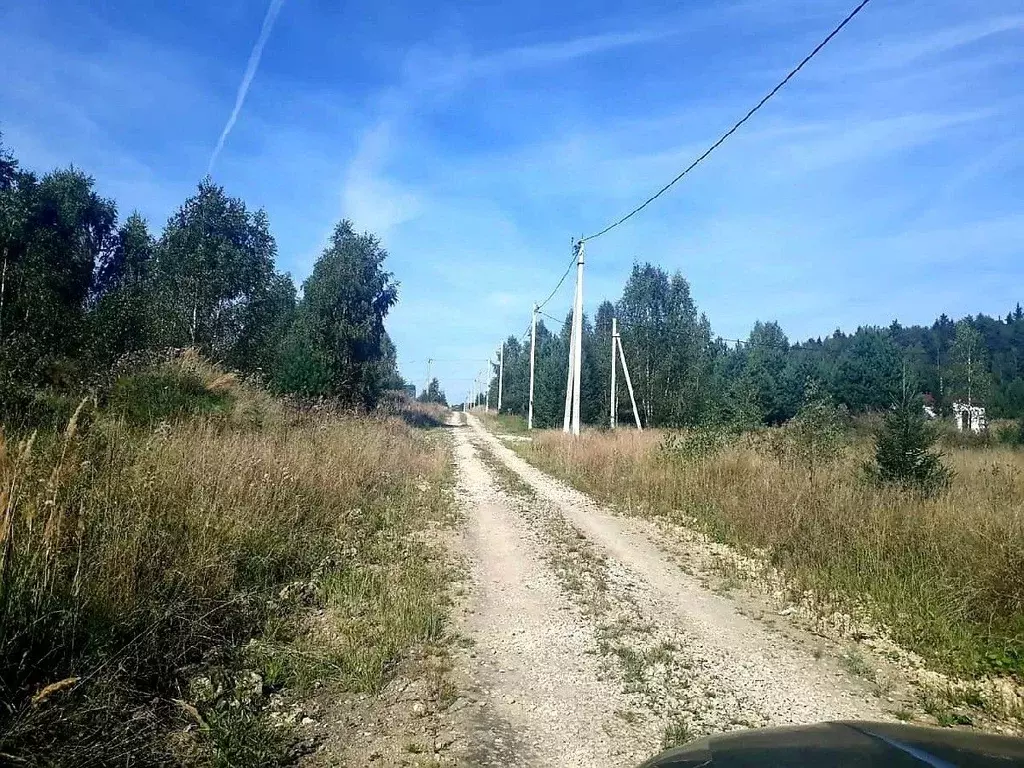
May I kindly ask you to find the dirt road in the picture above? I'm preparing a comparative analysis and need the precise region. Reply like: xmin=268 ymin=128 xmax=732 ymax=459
xmin=450 ymin=413 xmax=889 ymax=767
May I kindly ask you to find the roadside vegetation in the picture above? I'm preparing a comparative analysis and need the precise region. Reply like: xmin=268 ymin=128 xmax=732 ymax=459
xmin=478 ymin=412 xmax=531 ymax=435
xmin=0 ymin=353 xmax=454 ymax=765
xmin=511 ymin=413 xmax=1024 ymax=685
xmin=0 ymin=133 xmax=463 ymax=765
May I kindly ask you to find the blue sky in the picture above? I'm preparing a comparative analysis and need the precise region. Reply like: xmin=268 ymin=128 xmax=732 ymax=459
xmin=2 ymin=0 xmax=1022 ymax=400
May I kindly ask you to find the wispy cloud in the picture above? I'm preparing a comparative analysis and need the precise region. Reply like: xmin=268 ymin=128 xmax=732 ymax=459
xmin=475 ymin=28 xmax=676 ymax=76
xmin=208 ymin=0 xmax=286 ymax=174
xmin=341 ymin=25 xmax=673 ymax=236
xmin=855 ymin=14 xmax=1024 ymax=72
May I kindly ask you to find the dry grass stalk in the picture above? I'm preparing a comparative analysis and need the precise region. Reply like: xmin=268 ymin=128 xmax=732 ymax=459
xmin=30 ymin=677 xmax=79 ymax=707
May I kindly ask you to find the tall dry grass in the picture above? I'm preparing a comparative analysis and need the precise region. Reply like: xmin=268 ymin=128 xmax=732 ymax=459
xmin=522 ymin=428 xmax=1024 ymax=678
xmin=0 ymin=358 xmax=452 ymax=765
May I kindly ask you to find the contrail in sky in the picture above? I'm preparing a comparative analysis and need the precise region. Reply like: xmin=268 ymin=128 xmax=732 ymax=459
xmin=208 ymin=0 xmax=286 ymax=174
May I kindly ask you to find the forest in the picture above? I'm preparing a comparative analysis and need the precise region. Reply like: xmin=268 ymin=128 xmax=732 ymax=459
xmin=489 ymin=262 xmax=1024 ymax=428
xmin=0 ymin=137 xmax=403 ymax=427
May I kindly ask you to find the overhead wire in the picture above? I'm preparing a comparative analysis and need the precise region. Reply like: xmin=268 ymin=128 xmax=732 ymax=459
xmin=535 ymin=251 xmax=578 ymax=311
xmin=477 ymin=0 xmax=873 ymax=387
xmin=538 ymin=309 xmax=572 ymax=326
xmin=580 ymin=0 xmax=873 ymax=243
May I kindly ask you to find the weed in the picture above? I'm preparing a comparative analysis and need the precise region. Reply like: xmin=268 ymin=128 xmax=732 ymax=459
xmin=840 ymin=647 xmax=875 ymax=681
xmin=662 ymin=718 xmax=693 ymax=749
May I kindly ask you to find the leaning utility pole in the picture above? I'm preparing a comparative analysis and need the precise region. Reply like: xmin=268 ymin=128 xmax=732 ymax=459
xmin=528 ymin=304 xmax=538 ymax=430
xmin=562 ymin=240 xmax=585 ymax=436
xmin=497 ymin=342 xmax=505 ymax=413
xmin=610 ymin=317 xmax=618 ymax=429
xmin=614 ymin=325 xmax=642 ymax=431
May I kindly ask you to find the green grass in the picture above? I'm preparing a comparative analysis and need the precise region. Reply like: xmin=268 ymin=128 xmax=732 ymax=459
xmin=662 ymin=719 xmax=693 ymax=749
xmin=479 ymin=411 xmax=529 ymax=434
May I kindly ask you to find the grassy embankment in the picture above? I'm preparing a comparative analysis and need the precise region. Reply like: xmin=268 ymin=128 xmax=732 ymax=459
xmin=486 ymin=413 xmax=1024 ymax=688
xmin=0 ymin=352 xmax=455 ymax=766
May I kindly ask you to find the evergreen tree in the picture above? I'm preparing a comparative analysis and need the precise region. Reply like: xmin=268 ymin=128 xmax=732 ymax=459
xmin=868 ymin=381 xmax=951 ymax=495
xmin=830 ymin=329 xmax=902 ymax=412
xmin=593 ymin=300 xmax=615 ymax=426
xmin=739 ymin=321 xmax=791 ymax=424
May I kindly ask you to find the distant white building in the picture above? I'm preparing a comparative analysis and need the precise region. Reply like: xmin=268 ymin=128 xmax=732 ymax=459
xmin=952 ymin=401 xmax=986 ymax=433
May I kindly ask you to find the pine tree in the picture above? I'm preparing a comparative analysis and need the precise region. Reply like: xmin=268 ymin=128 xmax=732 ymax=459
xmin=868 ymin=380 xmax=951 ymax=495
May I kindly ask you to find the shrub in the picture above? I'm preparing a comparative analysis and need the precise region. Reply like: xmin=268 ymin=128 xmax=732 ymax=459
xmin=996 ymin=418 xmax=1024 ymax=448
xmin=107 ymin=368 xmax=232 ymax=425
xmin=785 ymin=382 xmax=847 ymax=482
xmin=660 ymin=423 xmax=736 ymax=462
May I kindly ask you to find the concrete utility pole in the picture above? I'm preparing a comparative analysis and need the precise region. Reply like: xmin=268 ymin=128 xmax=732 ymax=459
xmin=484 ymin=366 xmax=490 ymax=413
xmin=562 ymin=318 xmax=575 ymax=432
xmin=562 ymin=240 xmax=585 ymax=436
xmin=497 ymin=342 xmax=504 ymax=413
xmin=571 ymin=241 xmax=584 ymax=436
xmin=610 ymin=317 xmax=618 ymax=429
xmin=615 ymin=329 xmax=642 ymax=431
xmin=528 ymin=304 xmax=538 ymax=430
xmin=424 ymin=358 xmax=433 ymax=399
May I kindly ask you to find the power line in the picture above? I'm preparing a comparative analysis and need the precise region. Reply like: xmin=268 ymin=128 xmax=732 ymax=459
xmin=538 ymin=309 xmax=571 ymax=326
xmin=581 ymin=0 xmax=873 ymax=243
xmin=536 ymin=251 xmax=578 ymax=311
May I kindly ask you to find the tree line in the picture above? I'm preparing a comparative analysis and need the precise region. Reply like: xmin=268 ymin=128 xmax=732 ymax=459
xmin=489 ymin=262 xmax=1024 ymax=428
xmin=0 ymin=136 xmax=405 ymax=419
